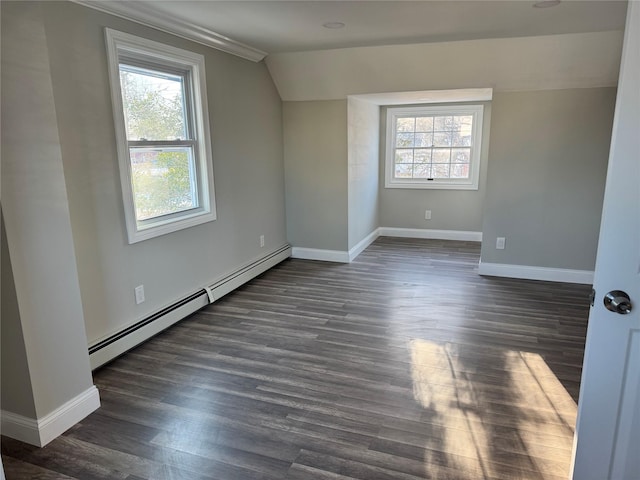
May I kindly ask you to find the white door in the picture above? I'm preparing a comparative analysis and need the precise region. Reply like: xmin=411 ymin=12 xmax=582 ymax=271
xmin=571 ymin=2 xmax=640 ymax=479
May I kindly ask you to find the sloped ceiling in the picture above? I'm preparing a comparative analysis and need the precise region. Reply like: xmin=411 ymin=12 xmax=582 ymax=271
xmin=266 ymin=30 xmax=624 ymax=100
xmin=74 ymin=1 xmax=627 ymax=100
xmin=76 ymin=1 xmax=627 ymax=56
xmin=139 ymin=0 xmax=626 ymax=53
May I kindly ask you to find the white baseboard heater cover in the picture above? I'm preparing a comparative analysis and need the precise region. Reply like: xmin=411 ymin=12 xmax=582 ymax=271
xmin=88 ymin=244 xmax=291 ymax=369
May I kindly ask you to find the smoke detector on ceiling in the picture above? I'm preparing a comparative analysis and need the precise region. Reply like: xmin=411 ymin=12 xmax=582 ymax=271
xmin=323 ymin=22 xmax=346 ymax=29
xmin=533 ymin=0 xmax=561 ymax=8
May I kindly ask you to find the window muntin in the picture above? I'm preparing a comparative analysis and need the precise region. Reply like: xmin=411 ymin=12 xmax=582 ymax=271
xmin=105 ymin=29 xmax=216 ymax=243
xmin=385 ymin=105 xmax=483 ymax=190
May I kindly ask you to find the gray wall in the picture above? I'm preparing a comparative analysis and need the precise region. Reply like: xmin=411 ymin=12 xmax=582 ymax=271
xmin=379 ymin=102 xmax=491 ymax=232
xmin=347 ymin=98 xmax=379 ymax=249
xmin=1 ymin=216 xmax=37 ymax=419
xmin=480 ymin=88 xmax=616 ymax=270
xmin=1 ymin=1 xmax=95 ymax=418
xmin=37 ymin=1 xmax=287 ymax=343
xmin=283 ymin=100 xmax=348 ymax=251
xmin=1 ymin=0 xmax=287 ymax=425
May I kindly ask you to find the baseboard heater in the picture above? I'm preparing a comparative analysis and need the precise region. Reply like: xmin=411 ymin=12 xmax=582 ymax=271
xmin=88 ymin=244 xmax=291 ymax=370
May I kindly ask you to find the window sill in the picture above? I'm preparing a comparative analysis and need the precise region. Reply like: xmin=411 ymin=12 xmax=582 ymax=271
xmin=127 ymin=210 xmax=216 ymax=244
xmin=384 ymin=181 xmax=479 ymax=191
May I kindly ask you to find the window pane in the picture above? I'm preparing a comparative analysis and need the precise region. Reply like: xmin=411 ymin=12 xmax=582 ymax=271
xmin=432 ymin=163 xmax=451 ymax=178
xmin=415 ymin=116 xmax=433 ymax=132
xmin=451 ymin=163 xmax=470 ymax=179
xmin=414 ymin=132 xmax=433 ymax=147
xmin=395 ymin=149 xmax=414 ymax=164
xmin=432 ymin=148 xmax=451 ymax=163
xmin=396 ymin=117 xmax=415 ymax=133
xmin=454 ymin=115 xmax=473 ymax=134
xmin=451 ymin=148 xmax=471 ymax=164
xmin=452 ymin=115 xmax=474 ymax=146
xmin=120 ymin=64 xmax=187 ymax=141
xmin=394 ymin=164 xmax=413 ymax=178
xmin=452 ymin=132 xmax=472 ymax=147
xmin=414 ymin=149 xmax=431 ymax=164
xmin=434 ymin=116 xmax=454 ymax=131
xmin=433 ymin=132 xmax=452 ymax=147
xmin=413 ymin=164 xmax=430 ymax=178
xmin=396 ymin=133 xmax=414 ymax=147
xmin=130 ymin=147 xmax=197 ymax=221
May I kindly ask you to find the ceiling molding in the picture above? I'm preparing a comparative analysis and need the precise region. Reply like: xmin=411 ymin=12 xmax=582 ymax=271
xmin=71 ymin=1 xmax=267 ymax=62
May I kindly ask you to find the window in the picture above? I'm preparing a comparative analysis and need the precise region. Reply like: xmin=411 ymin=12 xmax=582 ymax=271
xmin=105 ymin=29 xmax=216 ymax=243
xmin=385 ymin=105 xmax=484 ymax=189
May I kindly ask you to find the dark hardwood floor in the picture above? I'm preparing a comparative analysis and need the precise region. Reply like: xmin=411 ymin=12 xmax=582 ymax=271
xmin=2 ymin=238 xmax=591 ymax=479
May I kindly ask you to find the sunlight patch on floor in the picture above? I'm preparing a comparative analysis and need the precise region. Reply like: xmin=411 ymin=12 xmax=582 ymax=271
xmin=409 ymin=339 xmax=577 ymax=479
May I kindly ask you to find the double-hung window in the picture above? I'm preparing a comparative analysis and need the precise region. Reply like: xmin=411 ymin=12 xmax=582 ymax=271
xmin=105 ymin=29 xmax=216 ymax=243
xmin=385 ymin=105 xmax=484 ymax=190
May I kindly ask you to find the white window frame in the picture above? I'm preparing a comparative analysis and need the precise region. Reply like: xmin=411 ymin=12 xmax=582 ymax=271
xmin=105 ymin=28 xmax=216 ymax=243
xmin=385 ymin=104 xmax=484 ymax=190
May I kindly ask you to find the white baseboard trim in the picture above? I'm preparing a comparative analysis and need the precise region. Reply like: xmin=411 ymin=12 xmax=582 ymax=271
xmin=1 ymin=386 xmax=100 ymax=447
xmin=291 ymin=247 xmax=350 ymax=263
xmin=291 ymin=229 xmax=380 ymax=264
xmin=348 ymin=229 xmax=380 ymax=262
xmin=478 ymin=261 xmax=594 ymax=284
xmin=379 ymin=227 xmax=482 ymax=242
xmin=88 ymin=245 xmax=291 ymax=369
xmin=292 ymin=228 xmax=483 ymax=263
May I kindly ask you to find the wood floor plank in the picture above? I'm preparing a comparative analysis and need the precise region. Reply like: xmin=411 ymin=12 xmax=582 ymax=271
xmin=0 ymin=456 xmax=79 ymax=480
xmin=2 ymin=238 xmax=590 ymax=479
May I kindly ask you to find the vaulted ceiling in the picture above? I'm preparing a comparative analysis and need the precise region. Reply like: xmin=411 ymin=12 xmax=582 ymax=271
xmin=78 ymin=1 xmax=627 ymax=57
xmin=74 ymin=1 xmax=628 ymax=100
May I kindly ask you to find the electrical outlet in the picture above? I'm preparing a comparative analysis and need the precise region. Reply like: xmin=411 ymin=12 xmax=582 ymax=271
xmin=496 ymin=237 xmax=506 ymax=250
xmin=134 ymin=285 xmax=145 ymax=304
xmin=260 ymin=235 xmax=265 ymax=248
xmin=425 ymin=210 xmax=432 ymax=220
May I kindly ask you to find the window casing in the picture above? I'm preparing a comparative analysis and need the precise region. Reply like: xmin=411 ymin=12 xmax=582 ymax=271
xmin=385 ymin=105 xmax=484 ymax=190
xmin=105 ymin=29 xmax=216 ymax=243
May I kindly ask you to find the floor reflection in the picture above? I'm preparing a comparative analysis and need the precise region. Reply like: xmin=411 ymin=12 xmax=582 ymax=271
xmin=410 ymin=339 xmax=577 ymax=479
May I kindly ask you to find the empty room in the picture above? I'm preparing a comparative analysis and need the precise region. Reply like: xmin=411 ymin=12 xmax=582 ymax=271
xmin=1 ymin=1 xmax=638 ymax=479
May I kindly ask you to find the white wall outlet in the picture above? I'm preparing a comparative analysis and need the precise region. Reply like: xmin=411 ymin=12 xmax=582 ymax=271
xmin=496 ymin=237 xmax=506 ymax=250
xmin=259 ymin=235 xmax=265 ymax=248
xmin=425 ymin=210 xmax=432 ymax=220
xmin=134 ymin=285 xmax=145 ymax=304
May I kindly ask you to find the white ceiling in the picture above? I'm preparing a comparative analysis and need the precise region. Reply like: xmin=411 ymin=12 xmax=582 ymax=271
xmin=92 ymin=0 xmax=627 ymax=55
